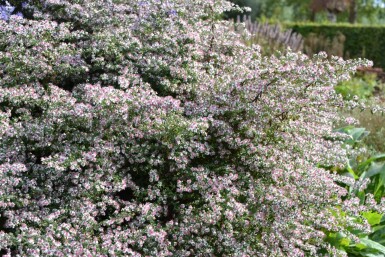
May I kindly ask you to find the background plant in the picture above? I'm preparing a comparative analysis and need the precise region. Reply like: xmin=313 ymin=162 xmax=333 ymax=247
xmin=337 ymin=71 xmax=385 ymax=154
xmin=335 ymin=73 xmax=384 ymax=101
xmin=288 ymin=23 xmax=385 ymax=69
xmin=226 ymin=0 xmax=385 ymax=24
xmin=326 ymin=126 xmax=385 ymax=256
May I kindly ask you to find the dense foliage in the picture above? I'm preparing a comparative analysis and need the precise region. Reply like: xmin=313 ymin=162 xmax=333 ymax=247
xmin=0 ymin=0 xmax=384 ymax=256
xmin=335 ymin=73 xmax=382 ymax=100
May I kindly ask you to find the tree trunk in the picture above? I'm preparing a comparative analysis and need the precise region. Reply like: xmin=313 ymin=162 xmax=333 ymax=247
xmin=310 ymin=11 xmax=316 ymax=22
xmin=349 ymin=0 xmax=357 ymax=23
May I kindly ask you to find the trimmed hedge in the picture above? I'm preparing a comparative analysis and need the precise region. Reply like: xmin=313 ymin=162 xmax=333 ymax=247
xmin=287 ymin=23 xmax=385 ymax=69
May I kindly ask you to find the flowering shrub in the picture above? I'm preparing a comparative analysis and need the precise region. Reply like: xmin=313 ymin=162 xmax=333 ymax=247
xmin=0 ymin=0 xmax=383 ymax=256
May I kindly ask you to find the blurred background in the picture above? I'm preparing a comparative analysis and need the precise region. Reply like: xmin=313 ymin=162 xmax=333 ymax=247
xmin=226 ymin=0 xmax=385 ymax=24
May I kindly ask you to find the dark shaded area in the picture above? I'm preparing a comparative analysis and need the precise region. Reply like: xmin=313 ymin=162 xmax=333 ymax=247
xmin=132 ymin=168 xmax=151 ymax=188
xmin=158 ymin=204 xmax=175 ymax=224
xmin=55 ymin=78 xmax=79 ymax=92
xmin=95 ymin=205 xmax=116 ymax=223
xmin=0 ymin=247 xmax=16 ymax=257
xmin=28 ymin=147 xmax=51 ymax=165
xmin=17 ymin=105 xmax=44 ymax=119
xmin=115 ymin=187 xmax=134 ymax=202
xmin=1 ymin=247 xmax=17 ymax=257
xmin=0 ymin=212 xmax=9 ymax=232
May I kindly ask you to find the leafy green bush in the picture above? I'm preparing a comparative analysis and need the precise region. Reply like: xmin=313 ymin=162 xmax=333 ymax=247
xmin=335 ymin=73 xmax=383 ymax=100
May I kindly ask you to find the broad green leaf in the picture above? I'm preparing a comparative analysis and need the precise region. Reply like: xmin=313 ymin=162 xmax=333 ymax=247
xmin=358 ymin=154 xmax=385 ymax=171
xmin=335 ymin=126 xmax=354 ymax=133
xmin=369 ymin=154 xmax=385 ymax=163
xmin=362 ymin=212 xmax=383 ymax=226
xmin=355 ymin=242 xmax=368 ymax=250
xmin=372 ymin=225 xmax=385 ymax=232
xmin=334 ymin=126 xmax=369 ymax=145
xmin=350 ymin=127 xmax=370 ymax=142
xmin=360 ymin=238 xmax=385 ymax=254
xmin=340 ymin=237 xmax=350 ymax=247
xmin=371 ymin=224 xmax=385 ymax=245
xmin=365 ymin=162 xmax=385 ymax=178
xmin=362 ymin=253 xmax=385 ymax=257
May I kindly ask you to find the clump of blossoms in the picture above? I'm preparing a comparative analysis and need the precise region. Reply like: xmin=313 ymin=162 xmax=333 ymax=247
xmin=0 ymin=0 xmax=382 ymax=256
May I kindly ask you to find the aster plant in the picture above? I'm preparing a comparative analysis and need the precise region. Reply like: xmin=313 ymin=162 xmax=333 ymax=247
xmin=0 ymin=0 xmax=383 ymax=256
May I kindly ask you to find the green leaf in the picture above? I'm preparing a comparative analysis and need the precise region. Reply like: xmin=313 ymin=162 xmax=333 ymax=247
xmin=335 ymin=126 xmax=369 ymax=145
xmin=360 ymin=238 xmax=385 ymax=254
xmin=372 ymin=225 xmax=385 ymax=232
xmin=357 ymin=155 xmax=385 ymax=171
xmin=371 ymin=225 xmax=385 ymax=245
xmin=362 ymin=253 xmax=385 ymax=257
xmin=335 ymin=126 xmax=354 ymax=133
xmin=368 ymin=154 xmax=385 ymax=163
xmin=350 ymin=127 xmax=370 ymax=142
xmin=365 ymin=162 xmax=385 ymax=178
xmin=340 ymin=237 xmax=351 ymax=247
xmin=355 ymin=242 xmax=368 ymax=250
xmin=362 ymin=212 xmax=383 ymax=226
